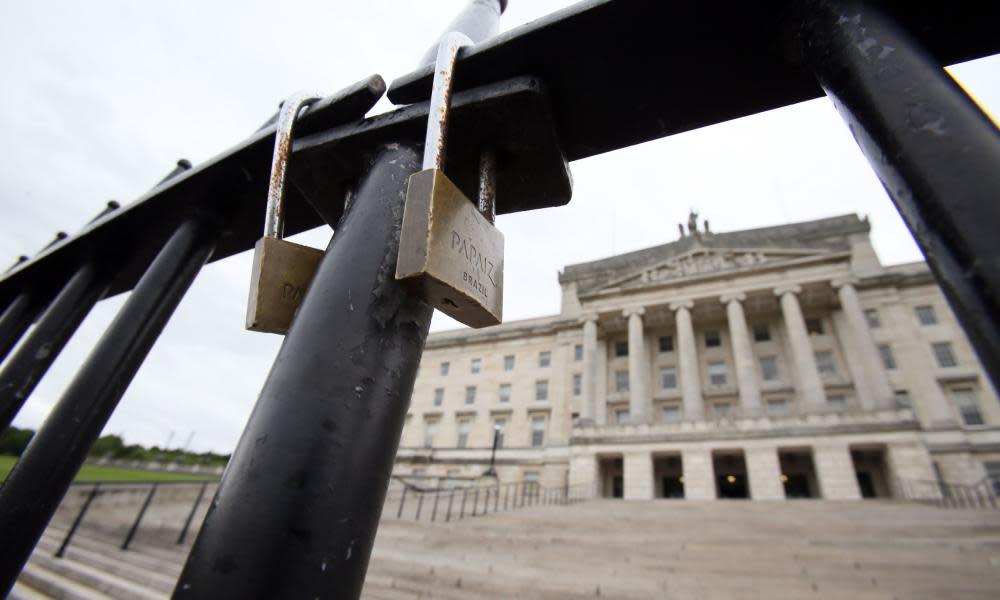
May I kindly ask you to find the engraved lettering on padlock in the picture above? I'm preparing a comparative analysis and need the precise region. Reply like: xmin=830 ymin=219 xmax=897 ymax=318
xmin=395 ymin=32 xmax=504 ymax=328
xmin=245 ymin=90 xmax=326 ymax=334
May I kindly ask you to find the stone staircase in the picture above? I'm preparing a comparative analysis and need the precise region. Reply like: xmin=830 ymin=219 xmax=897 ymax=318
xmin=14 ymin=500 xmax=1000 ymax=599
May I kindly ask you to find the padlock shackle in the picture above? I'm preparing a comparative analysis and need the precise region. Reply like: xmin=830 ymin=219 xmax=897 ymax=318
xmin=264 ymin=91 xmax=324 ymax=240
xmin=422 ymin=32 xmax=474 ymax=171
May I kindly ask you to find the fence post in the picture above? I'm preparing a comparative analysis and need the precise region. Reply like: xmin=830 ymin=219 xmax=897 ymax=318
xmin=397 ymin=486 xmax=408 ymax=519
xmin=177 ymin=482 xmax=209 ymax=545
xmin=431 ymin=490 xmax=440 ymax=522
xmin=415 ymin=492 xmax=424 ymax=521
xmin=460 ymin=488 xmax=467 ymax=520
xmin=122 ymin=483 xmax=159 ymax=551
xmin=472 ymin=488 xmax=479 ymax=517
xmin=55 ymin=484 xmax=100 ymax=558
xmin=446 ymin=489 xmax=455 ymax=522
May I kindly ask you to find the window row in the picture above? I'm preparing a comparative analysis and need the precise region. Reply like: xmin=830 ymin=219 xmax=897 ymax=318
xmin=864 ymin=304 xmax=940 ymax=329
xmin=422 ymin=415 xmax=548 ymax=449
xmin=432 ymin=378 xmax=579 ymax=406
xmin=437 ymin=347 xmax=586 ymax=377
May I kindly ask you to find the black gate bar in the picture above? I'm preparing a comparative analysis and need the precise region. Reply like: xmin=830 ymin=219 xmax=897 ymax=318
xmin=0 ymin=292 xmax=39 ymax=363
xmin=0 ymin=262 xmax=110 ymax=430
xmin=174 ymin=144 xmax=431 ymax=599
xmin=0 ymin=217 xmax=218 ymax=595
xmin=796 ymin=0 xmax=1000 ymax=387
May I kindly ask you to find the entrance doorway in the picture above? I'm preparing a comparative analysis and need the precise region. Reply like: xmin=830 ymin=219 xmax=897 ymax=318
xmin=712 ymin=451 xmax=749 ymax=499
xmin=851 ymin=446 xmax=892 ymax=499
xmin=778 ymin=449 xmax=820 ymax=499
xmin=653 ymin=454 xmax=684 ymax=498
xmin=598 ymin=456 xmax=624 ymax=498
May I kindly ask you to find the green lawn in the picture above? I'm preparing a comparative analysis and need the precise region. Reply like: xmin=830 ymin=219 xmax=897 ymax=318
xmin=0 ymin=455 xmax=219 ymax=483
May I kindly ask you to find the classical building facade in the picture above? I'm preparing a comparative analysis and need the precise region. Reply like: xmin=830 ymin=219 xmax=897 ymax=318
xmin=395 ymin=214 xmax=1000 ymax=500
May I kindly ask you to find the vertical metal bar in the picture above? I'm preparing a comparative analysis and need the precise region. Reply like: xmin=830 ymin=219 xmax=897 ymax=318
xmin=175 ymin=146 xmax=431 ymax=600
xmin=460 ymin=488 xmax=467 ymax=519
xmin=0 ymin=262 xmax=110 ymax=430
xmin=0 ymin=217 xmax=217 ymax=594
xmin=121 ymin=483 xmax=158 ymax=551
xmin=797 ymin=0 xmax=1000 ymax=389
xmin=472 ymin=488 xmax=479 ymax=517
xmin=493 ymin=484 xmax=499 ymax=512
xmin=54 ymin=484 xmax=100 ymax=558
xmin=445 ymin=489 xmax=454 ymax=522
xmin=431 ymin=489 xmax=440 ymax=522
xmin=397 ymin=486 xmax=408 ymax=519
xmin=415 ymin=492 xmax=424 ymax=521
xmin=503 ymin=484 xmax=509 ymax=510
xmin=0 ymin=292 xmax=38 ymax=363
xmin=177 ymin=482 xmax=209 ymax=545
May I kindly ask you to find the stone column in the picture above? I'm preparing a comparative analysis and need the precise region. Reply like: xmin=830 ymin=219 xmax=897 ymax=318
xmin=623 ymin=451 xmax=654 ymax=500
xmin=580 ymin=314 xmax=599 ymax=424
xmin=721 ymin=292 xmax=762 ymax=415
xmin=671 ymin=300 xmax=704 ymax=420
xmin=775 ymin=285 xmax=825 ymax=410
xmin=624 ymin=307 xmax=650 ymax=423
xmin=745 ymin=447 xmax=785 ymax=500
xmin=568 ymin=451 xmax=600 ymax=499
xmin=595 ymin=338 xmax=608 ymax=425
xmin=681 ymin=448 xmax=716 ymax=500
xmin=833 ymin=278 xmax=894 ymax=409
xmin=813 ymin=442 xmax=862 ymax=500
xmin=886 ymin=442 xmax=938 ymax=499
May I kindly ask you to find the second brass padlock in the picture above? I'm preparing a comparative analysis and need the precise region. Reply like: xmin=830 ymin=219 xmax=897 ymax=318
xmin=245 ymin=91 xmax=325 ymax=334
xmin=395 ymin=32 xmax=504 ymax=328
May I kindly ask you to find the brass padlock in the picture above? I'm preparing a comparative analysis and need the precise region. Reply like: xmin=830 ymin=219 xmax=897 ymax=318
xmin=245 ymin=91 xmax=326 ymax=334
xmin=395 ymin=32 xmax=504 ymax=328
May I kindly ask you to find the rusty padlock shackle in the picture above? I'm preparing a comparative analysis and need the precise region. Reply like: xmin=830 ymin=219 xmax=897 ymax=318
xmin=423 ymin=32 xmax=497 ymax=224
xmin=263 ymin=90 xmax=324 ymax=240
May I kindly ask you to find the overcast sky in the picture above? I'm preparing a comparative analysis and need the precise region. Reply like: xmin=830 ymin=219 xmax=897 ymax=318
xmin=1 ymin=1 xmax=997 ymax=454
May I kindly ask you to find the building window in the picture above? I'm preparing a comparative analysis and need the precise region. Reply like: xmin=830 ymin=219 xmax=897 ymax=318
xmin=538 ymin=351 xmax=551 ymax=368
xmin=766 ymin=398 xmax=788 ymax=417
xmin=457 ymin=419 xmax=471 ymax=448
xmin=864 ymin=309 xmax=881 ymax=328
xmin=932 ymin=342 xmax=957 ymax=367
xmin=498 ymin=383 xmax=511 ymax=403
xmin=572 ymin=373 xmax=582 ymax=396
xmin=806 ymin=318 xmax=824 ymax=335
xmin=493 ymin=418 xmax=507 ymax=448
xmin=815 ymin=351 xmax=837 ymax=375
xmin=878 ymin=345 xmax=897 ymax=370
xmin=760 ymin=356 xmax=778 ymax=381
xmin=614 ymin=341 xmax=628 ymax=357
xmin=658 ymin=335 xmax=674 ymax=352
xmin=433 ymin=388 xmax=444 ymax=406
xmin=894 ymin=390 xmax=912 ymax=409
xmin=465 ymin=386 xmax=476 ymax=404
xmin=704 ymin=330 xmax=721 ymax=348
xmin=660 ymin=367 xmax=677 ymax=389
xmin=615 ymin=409 xmax=630 ymax=424
xmin=503 ymin=355 xmax=515 ymax=371
xmin=915 ymin=305 xmax=938 ymax=325
xmin=574 ymin=344 xmax=583 ymax=361
xmin=826 ymin=395 xmax=847 ymax=411
xmin=470 ymin=358 xmax=482 ymax=374
xmin=615 ymin=370 xmax=629 ymax=392
xmin=661 ymin=405 xmax=682 ymax=423
xmin=708 ymin=361 xmax=728 ymax=385
xmin=423 ymin=419 xmax=439 ymax=448
xmin=752 ymin=324 xmax=771 ymax=342
xmin=440 ymin=362 xmax=450 ymax=376
xmin=535 ymin=380 xmax=549 ymax=401
xmin=530 ymin=416 xmax=546 ymax=447
xmin=713 ymin=402 xmax=732 ymax=418
xmin=952 ymin=388 xmax=984 ymax=426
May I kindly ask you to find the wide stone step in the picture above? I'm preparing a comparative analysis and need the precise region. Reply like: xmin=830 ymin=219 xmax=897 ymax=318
xmin=17 ymin=563 xmax=114 ymax=600
xmin=9 ymin=581 xmax=55 ymax=600
xmin=38 ymin=528 xmax=185 ymax=579
xmin=27 ymin=550 xmax=165 ymax=600
xmin=33 ymin=535 xmax=177 ymax=593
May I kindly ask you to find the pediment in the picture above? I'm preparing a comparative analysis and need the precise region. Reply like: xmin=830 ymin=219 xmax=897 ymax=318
xmin=598 ymin=247 xmax=831 ymax=291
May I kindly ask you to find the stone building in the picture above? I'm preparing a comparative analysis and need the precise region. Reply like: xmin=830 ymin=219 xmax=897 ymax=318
xmin=395 ymin=214 xmax=1000 ymax=500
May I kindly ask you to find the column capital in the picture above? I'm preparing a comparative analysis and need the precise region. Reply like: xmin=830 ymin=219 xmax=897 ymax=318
xmin=669 ymin=300 xmax=694 ymax=312
xmin=720 ymin=291 xmax=746 ymax=305
xmin=831 ymin=276 xmax=860 ymax=289
xmin=579 ymin=312 xmax=600 ymax=324
xmin=622 ymin=306 xmax=645 ymax=318
xmin=773 ymin=284 xmax=802 ymax=297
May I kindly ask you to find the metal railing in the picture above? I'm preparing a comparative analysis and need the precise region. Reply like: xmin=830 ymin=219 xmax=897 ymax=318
xmin=388 ymin=478 xmax=591 ymax=523
xmin=896 ymin=475 xmax=999 ymax=510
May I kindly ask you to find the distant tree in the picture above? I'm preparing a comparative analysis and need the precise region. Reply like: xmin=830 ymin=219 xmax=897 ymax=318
xmin=89 ymin=434 xmax=125 ymax=458
xmin=0 ymin=426 xmax=35 ymax=456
